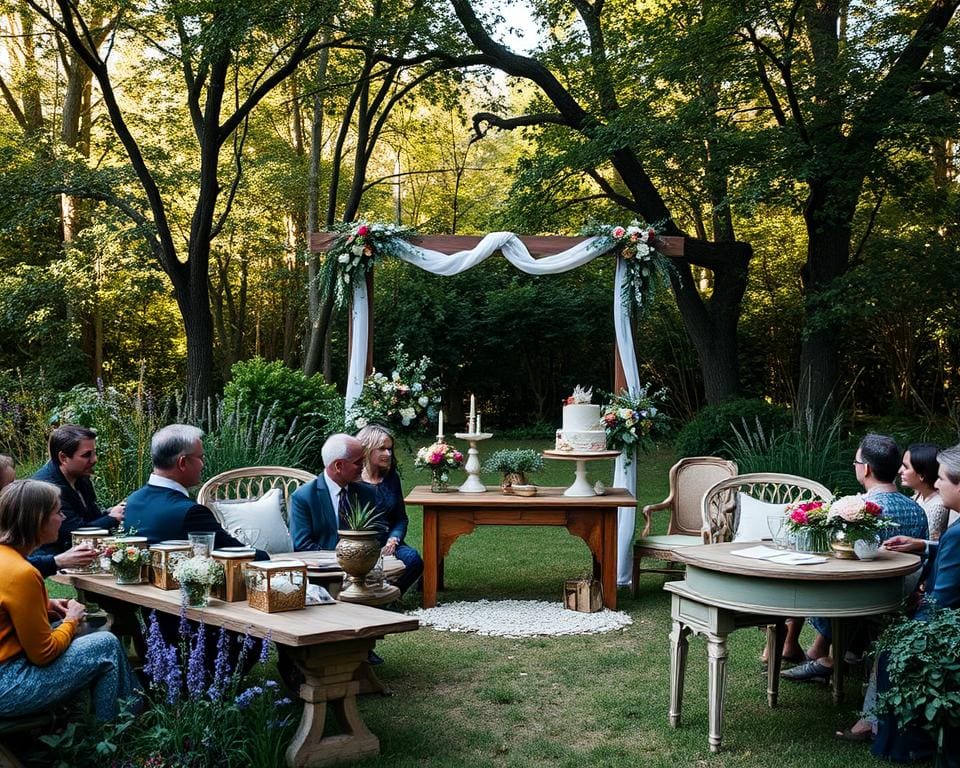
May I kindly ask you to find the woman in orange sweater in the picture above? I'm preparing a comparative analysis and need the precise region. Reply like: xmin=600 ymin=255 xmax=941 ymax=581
xmin=0 ymin=479 xmax=140 ymax=721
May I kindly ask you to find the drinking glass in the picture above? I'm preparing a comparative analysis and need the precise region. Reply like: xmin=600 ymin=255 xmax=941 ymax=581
xmin=767 ymin=515 xmax=789 ymax=549
xmin=188 ymin=532 xmax=216 ymax=557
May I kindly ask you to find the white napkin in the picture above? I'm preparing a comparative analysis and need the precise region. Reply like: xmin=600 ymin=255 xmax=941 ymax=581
xmin=305 ymin=584 xmax=335 ymax=605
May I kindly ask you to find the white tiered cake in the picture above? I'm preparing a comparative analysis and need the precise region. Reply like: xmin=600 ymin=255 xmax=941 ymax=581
xmin=555 ymin=386 xmax=607 ymax=452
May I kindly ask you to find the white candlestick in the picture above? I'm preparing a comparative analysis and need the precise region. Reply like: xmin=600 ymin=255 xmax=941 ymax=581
xmin=438 ymin=409 xmax=444 ymax=440
xmin=476 ymin=413 xmax=481 ymax=434
xmin=469 ymin=394 xmax=476 ymax=424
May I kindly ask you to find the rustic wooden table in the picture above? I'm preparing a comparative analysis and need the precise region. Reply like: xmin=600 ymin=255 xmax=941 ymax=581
xmin=54 ymin=572 xmax=418 ymax=768
xmin=404 ymin=485 xmax=634 ymax=610
xmin=664 ymin=542 xmax=921 ymax=753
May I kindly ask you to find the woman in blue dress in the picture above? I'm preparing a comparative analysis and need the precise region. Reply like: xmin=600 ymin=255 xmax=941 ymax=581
xmin=355 ymin=425 xmax=423 ymax=595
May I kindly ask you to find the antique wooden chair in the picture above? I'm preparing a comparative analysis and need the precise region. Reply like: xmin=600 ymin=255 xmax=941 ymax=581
xmin=197 ymin=466 xmax=316 ymax=553
xmin=701 ymin=472 xmax=833 ymax=544
xmin=631 ymin=456 xmax=738 ymax=596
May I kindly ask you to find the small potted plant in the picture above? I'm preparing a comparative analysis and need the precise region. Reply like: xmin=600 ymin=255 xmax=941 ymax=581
xmin=336 ymin=498 xmax=385 ymax=601
xmin=873 ymin=606 xmax=960 ymax=767
xmin=173 ymin=555 xmax=225 ymax=608
xmin=483 ymin=449 xmax=544 ymax=494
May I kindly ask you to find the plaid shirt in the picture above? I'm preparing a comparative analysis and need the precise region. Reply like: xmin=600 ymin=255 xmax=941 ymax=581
xmin=868 ymin=490 xmax=930 ymax=540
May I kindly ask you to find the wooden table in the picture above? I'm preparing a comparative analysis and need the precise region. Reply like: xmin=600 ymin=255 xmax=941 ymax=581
xmin=665 ymin=543 xmax=921 ymax=753
xmin=54 ymin=572 xmax=418 ymax=768
xmin=405 ymin=485 xmax=634 ymax=610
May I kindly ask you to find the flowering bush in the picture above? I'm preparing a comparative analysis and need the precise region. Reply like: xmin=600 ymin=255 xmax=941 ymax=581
xmin=105 ymin=543 xmax=152 ymax=581
xmin=827 ymin=494 xmax=893 ymax=542
xmin=414 ymin=441 xmax=464 ymax=483
xmin=323 ymin=220 xmax=415 ymax=305
xmin=784 ymin=500 xmax=831 ymax=532
xmin=583 ymin=219 xmax=676 ymax=316
xmin=347 ymin=342 xmax=441 ymax=433
xmin=601 ymin=386 xmax=669 ymax=453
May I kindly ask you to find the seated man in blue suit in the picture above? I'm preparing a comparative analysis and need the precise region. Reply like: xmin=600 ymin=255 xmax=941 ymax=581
xmin=124 ymin=423 xmax=268 ymax=561
xmin=289 ymin=433 xmax=373 ymax=550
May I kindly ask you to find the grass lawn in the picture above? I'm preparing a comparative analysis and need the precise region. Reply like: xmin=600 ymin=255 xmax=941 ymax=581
xmin=48 ymin=440 xmax=889 ymax=767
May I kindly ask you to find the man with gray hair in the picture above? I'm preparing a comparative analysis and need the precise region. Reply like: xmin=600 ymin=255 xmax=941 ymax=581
xmin=124 ymin=424 xmax=267 ymax=559
xmin=290 ymin=433 xmax=374 ymax=551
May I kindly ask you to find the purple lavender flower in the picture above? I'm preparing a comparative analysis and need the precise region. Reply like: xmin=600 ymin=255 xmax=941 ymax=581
xmin=178 ymin=604 xmax=190 ymax=640
xmin=259 ymin=631 xmax=272 ymax=665
xmin=164 ymin=645 xmax=182 ymax=704
xmin=186 ymin=622 xmax=207 ymax=699
xmin=264 ymin=679 xmax=279 ymax=690
xmin=207 ymin=627 xmax=231 ymax=701
xmin=234 ymin=686 xmax=264 ymax=710
xmin=275 ymin=697 xmax=292 ymax=707
xmin=143 ymin=611 xmax=170 ymax=690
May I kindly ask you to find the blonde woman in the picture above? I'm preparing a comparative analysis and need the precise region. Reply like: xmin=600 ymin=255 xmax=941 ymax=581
xmin=355 ymin=425 xmax=423 ymax=595
xmin=0 ymin=480 xmax=140 ymax=721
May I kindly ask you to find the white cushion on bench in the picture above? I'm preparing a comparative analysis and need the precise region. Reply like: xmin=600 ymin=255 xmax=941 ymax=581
xmin=211 ymin=487 xmax=292 ymax=553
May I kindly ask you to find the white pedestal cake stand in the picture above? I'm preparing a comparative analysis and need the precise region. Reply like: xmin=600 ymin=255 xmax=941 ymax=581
xmin=542 ymin=449 xmax=621 ymax=497
xmin=453 ymin=432 xmax=493 ymax=493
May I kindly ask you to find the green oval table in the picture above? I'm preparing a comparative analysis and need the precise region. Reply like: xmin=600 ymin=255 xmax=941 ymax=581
xmin=665 ymin=542 xmax=921 ymax=753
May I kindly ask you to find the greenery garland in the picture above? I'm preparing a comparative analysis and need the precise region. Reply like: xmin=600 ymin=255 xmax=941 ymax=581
xmin=319 ymin=220 xmax=416 ymax=306
xmin=582 ymin=220 xmax=677 ymax=316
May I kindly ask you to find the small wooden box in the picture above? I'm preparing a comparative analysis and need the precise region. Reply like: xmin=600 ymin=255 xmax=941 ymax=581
xmin=211 ymin=548 xmax=257 ymax=602
xmin=563 ymin=578 xmax=603 ymax=613
xmin=149 ymin=543 xmax=191 ymax=590
xmin=71 ymin=528 xmax=110 ymax=573
xmin=245 ymin=560 xmax=307 ymax=613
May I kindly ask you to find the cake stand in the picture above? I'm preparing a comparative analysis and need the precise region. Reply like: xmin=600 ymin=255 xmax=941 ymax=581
xmin=542 ymin=449 xmax=621 ymax=497
xmin=453 ymin=432 xmax=493 ymax=493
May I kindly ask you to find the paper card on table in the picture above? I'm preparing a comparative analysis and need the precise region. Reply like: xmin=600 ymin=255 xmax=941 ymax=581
xmin=764 ymin=552 xmax=828 ymax=565
xmin=730 ymin=545 xmax=785 ymax=560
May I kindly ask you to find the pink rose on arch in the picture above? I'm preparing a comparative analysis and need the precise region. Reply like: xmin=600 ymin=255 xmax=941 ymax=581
xmin=356 ymin=224 xmax=370 ymax=236
xmin=612 ymin=226 xmax=626 ymax=238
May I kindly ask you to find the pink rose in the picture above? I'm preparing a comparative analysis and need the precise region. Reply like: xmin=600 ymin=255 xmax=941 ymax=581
xmin=453 ymin=451 xmax=463 ymax=462
xmin=789 ymin=508 xmax=809 ymax=525
xmin=603 ymin=413 xmax=617 ymax=425
xmin=356 ymin=225 xmax=369 ymax=236
xmin=864 ymin=500 xmax=882 ymax=517
xmin=612 ymin=226 xmax=626 ymax=238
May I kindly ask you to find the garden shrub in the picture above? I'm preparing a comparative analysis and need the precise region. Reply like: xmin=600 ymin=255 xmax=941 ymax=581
xmin=222 ymin=358 xmax=343 ymax=442
xmin=674 ymin=398 xmax=791 ymax=459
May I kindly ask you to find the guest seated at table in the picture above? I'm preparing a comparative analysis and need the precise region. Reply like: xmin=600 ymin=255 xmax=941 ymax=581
xmin=781 ymin=433 xmax=929 ymax=681
xmin=123 ymin=424 xmax=268 ymax=560
xmin=0 ymin=479 xmax=141 ymax=722
xmin=837 ymin=443 xmax=960 ymax=749
xmin=0 ymin=454 xmax=15 ymax=490
xmin=290 ymin=433 xmax=375 ymax=551
xmin=901 ymin=443 xmax=951 ymax=540
xmin=29 ymin=425 xmax=125 ymax=578
xmin=356 ymin=425 xmax=424 ymax=595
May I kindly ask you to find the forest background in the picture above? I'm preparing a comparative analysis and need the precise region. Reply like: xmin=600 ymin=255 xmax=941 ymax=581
xmin=1 ymin=0 xmax=958 ymax=471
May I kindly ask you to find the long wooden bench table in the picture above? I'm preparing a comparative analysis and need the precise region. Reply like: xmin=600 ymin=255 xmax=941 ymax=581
xmin=54 ymin=572 xmax=419 ymax=768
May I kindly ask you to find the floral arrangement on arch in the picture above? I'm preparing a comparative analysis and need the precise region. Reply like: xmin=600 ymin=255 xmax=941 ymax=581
xmin=414 ymin=441 xmax=464 ymax=483
xmin=322 ymin=220 xmax=415 ymax=306
xmin=601 ymin=386 xmax=669 ymax=453
xmin=347 ymin=342 xmax=441 ymax=433
xmin=827 ymin=495 xmax=894 ymax=542
xmin=583 ymin=219 xmax=676 ymax=316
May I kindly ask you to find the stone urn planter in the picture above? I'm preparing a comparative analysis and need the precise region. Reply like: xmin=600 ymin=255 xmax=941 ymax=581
xmin=336 ymin=529 xmax=382 ymax=601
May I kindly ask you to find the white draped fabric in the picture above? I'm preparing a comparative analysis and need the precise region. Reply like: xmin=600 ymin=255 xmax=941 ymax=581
xmin=345 ymin=231 xmax=638 ymax=585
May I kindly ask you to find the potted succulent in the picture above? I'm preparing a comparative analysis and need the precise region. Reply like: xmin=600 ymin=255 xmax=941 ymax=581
xmin=335 ymin=498 xmax=385 ymax=601
xmin=483 ymin=449 xmax=544 ymax=494
xmin=873 ymin=606 xmax=960 ymax=767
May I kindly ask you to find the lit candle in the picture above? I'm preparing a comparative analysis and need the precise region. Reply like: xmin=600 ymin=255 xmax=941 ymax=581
xmin=438 ymin=410 xmax=444 ymax=440
xmin=476 ymin=413 xmax=481 ymax=434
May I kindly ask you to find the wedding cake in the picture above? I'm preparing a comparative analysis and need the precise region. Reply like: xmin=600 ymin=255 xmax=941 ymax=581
xmin=555 ymin=386 xmax=607 ymax=452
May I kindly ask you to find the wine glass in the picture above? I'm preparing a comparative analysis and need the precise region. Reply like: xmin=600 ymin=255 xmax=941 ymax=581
xmin=767 ymin=515 xmax=788 ymax=549
xmin=233 ymin=527 xmax=261 ymax=549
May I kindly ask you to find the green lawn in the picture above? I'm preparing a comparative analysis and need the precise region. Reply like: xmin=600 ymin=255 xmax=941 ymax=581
xmin=48 ymin=440 xmax=891 ymax=767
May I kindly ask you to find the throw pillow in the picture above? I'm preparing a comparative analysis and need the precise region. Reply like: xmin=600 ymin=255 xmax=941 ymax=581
xmin=212 ymin=487 xmax=293 ymax=553
xmin=733 ymin=493 xmax=788 ymax=542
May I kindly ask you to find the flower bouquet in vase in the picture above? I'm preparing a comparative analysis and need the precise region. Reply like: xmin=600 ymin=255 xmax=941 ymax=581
xmin=784 ymin=500 xmax=833 ymax=554
xmin=173 ymin=555 xmax=225 ymax=608
xmin=104 ymin=542 xmax=151 ymax=584
xmin=415 ymin=441 xmax=464 ymax=492
xmin=827 ymin=495 xmax=892 ymax=559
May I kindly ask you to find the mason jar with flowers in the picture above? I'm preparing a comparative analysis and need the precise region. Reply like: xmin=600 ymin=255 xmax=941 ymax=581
xmin=827 ymin=495 xmax=893 ymax=560
xmin=784 ymin=500 xmax=833 ymax=554
xmin=414 ymin=441 xmax=464 ymax=492
xmin=173 ymin=555 xmax=225 ymax=608
xmin=104 ymin=541 xmax=152 ymax=584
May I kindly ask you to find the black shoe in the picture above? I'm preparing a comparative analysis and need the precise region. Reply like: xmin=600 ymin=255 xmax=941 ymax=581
xmin=367 ymin=650 xmax=385 ymax=666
